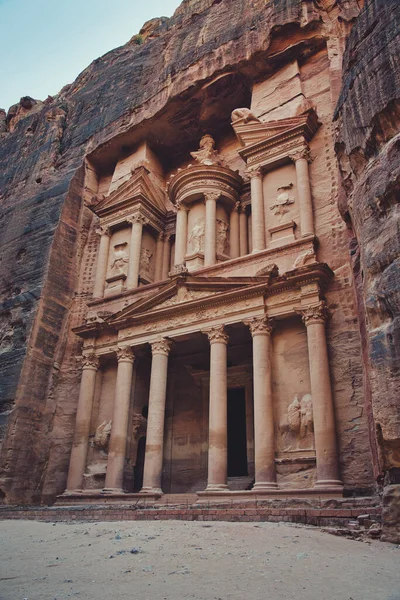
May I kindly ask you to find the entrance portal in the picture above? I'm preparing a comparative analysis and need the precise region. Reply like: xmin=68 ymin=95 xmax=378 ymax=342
xmin=227 ymin=387 xmax=248 ymax=477
xmin=133 ymin=436 xmax=146 ymax=492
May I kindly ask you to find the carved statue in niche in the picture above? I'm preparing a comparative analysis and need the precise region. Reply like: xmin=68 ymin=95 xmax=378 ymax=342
xmin=270 ymin=183 xmax=295 ymax=220
xmin=93 ymin=420 xmax=112 ymax=452
xmin=109 ymin=243 xmax=128 ymax=276
xmin=216 ymin=219 xmax=229 ymax=255
xmin=140 ymin=248 xmax=153 ymax=274
xmin=190 ymin=134 xmax=222 ymax=166
xmin=188 ymin=218 xmax=205 ymax=253
xmin=280 ymin=394 xmax=314 ymax=451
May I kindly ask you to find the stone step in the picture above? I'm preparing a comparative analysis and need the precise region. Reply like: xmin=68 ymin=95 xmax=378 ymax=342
xmin=227 ymin=476 xmax=254 ymax=491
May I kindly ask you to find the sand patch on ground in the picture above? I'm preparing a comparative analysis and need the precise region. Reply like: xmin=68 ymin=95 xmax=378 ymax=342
xmin=0 ymin=520 xmax=399 ymax=600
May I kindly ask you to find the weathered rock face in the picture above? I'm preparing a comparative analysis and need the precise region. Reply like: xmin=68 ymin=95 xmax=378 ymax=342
xmin=0 ymin=0 xmax=384 ymax=508
xmin=334 ymin=0 xmax=400 ymax=541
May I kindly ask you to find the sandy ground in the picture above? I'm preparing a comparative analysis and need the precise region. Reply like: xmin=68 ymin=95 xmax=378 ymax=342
xmin=0 ymin=520 xmax=399 ymax=600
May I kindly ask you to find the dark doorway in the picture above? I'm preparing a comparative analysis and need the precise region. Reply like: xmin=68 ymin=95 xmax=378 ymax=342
xmin=133 ymin=436 xmax=146 ymax=492
xmin=227 ymin=388 xmax=248 ymax=477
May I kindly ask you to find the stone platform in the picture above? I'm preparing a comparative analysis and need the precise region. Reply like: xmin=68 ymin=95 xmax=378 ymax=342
xmin=0 ymin=495 xmax=381 ymax=531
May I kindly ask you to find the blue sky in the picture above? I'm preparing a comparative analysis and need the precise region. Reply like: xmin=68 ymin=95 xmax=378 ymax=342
xmin=0 ymin=0 xmax=181 ymax=111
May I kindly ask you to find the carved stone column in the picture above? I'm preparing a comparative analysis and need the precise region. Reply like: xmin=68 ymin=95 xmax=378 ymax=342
xmin=204 ymin=192 xmax=220 ymax=266
xmin=141 ymin=338 xmax=172 ymax=494
xmin=127 ymin=215 xmax=147 ymax=290
xmin=290 ymin=146 xmax=314 ymax=237
xmin=301 ymin=303 xmax=342 ymax=488
xmin=205 ymin=325 xmax=229 ymax=490
xmin=246 ymin=317 xmax=277 ymax=490
xmin=66 ymin=354 xmax=100 ymax=492
xmin=239 ymin=205 xmax=248 ymax=256
xmin=104 ymin=347 xmax=135 ymax=492
xmin=246 ymin=167 xmax=265 ymax=252
xmin=174 ymin=203 xmax=189 ymax=266
xmin=154 ymin=232 xmax=164 ymax=282
xmin=93 ymin=226 xmax=111 ymax=298
xmin=229 ymin=202 xmax=240 ymax=259
xmin=161 ymin=234 xmax=171 ymax=280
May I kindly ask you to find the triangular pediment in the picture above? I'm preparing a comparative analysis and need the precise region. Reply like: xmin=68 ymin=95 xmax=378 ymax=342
xmin=94 ymin=166 xmax=166 ymax=218
xmin=108 ymin=274 xmax=273 ymax=327
xmin=232 ymin=110 xmax=319 ymax=149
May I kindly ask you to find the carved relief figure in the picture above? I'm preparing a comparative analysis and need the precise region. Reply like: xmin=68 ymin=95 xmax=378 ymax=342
xmin=216 ymin=219 xmax=229 ymax=255
xmin=93 ymin=420 xmax=112 ymax=452
xmin=190 ymin=134 xmax=222 ymax=166
xmin=109 ymin=243 xmax=128 ymax=276
xmin=140 ymin=248 xmax=153 ymax=274
xmin=270 ymin=183 xmax=295 ymax=219
xmin=132 ymin=412 xmax=147 ymax=442
xmin=281 ymin=394 xmax=314 ymax=451
xmin=188 ymin=218 xmax=205 ymax=253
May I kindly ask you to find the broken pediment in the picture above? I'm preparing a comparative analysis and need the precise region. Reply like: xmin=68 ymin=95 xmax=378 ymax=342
xmin=93 ymin=165 xmax=166 ymax=218
xmin=231 ymin=109 xmax=319 ymax=152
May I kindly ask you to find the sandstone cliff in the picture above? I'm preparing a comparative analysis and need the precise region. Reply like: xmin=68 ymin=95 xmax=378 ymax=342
xmin=0 ymin=0 xmax=365 ymax=504
xmin=334 ymin=0 xmax=400 ymax=542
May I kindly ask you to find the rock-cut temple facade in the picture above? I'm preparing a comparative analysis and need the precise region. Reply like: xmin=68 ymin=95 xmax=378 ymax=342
xmin=0 ymin=0 xmax=399 ymax=540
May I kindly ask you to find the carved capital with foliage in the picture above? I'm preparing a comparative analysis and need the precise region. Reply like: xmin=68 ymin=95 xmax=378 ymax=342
xmin=127 ymin=214 xmax=148 ymax=227
xmin=80 ymin=353 xmax=100 ymax=370
xmin=245 ymin=316 xmax=273 ymax=337
xmin=204 ymin=325 xmax=229 ymax=345
xmin=298 ymin=301 xmax=329 ymax=326
xmin=151 ymin=338 xmax=172 ymax=356
xmin=204 ymin=191 xmax=221 ymax=203
xmin=95 ymin=225 xmax=111 ymax=237
xmin=245 ymin=165 xmax=263 ymax=179
xmin=289 ymin=145 xmax=311 ymax=163
xmin=116 ymin=346 xmax=135 ymax=363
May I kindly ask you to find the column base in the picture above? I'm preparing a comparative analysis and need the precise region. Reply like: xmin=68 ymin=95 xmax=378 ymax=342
xmin=314 ymin=479 xmax=343 ymax=489
xmin=102 ymin=487 xmax=125 ymax=495
xmin=63 ymin=489 xmax=83 ymax=496
xmin=205 ymin=483 xmax=229 ymax=492
xmin=251 ymin=248 xmax=264 ymax=254
xmin=252 ymin=482 xmax=278 ymax=491
xmin=140 ymin=486 xmax=163 ymax=494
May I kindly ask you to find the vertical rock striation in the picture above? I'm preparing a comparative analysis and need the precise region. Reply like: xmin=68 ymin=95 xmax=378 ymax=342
xmin=334 ymin=0 xmax=400 ymax=541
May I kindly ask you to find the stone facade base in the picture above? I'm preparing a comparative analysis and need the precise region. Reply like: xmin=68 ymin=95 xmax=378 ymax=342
xmin=0 ymin=496 xmax=381 ymax=533
xmin=196 ymin=487 xmax=343 ymax=502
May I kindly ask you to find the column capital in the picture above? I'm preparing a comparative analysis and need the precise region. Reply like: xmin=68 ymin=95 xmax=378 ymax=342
xmin=245 ymin=316 xmax=273 ymax=337
xmin=116 ymin=346 xmax=135 ymax=363
xmin=157 ymin=231 xmax=165 ymax=242
xmin=127 ymin=214 xmax=148 ymax=226
xmin=298 ymin=301 xmax=329 ymax=326
xmin=289 ymin=144 xmax=311 ymax=163
xmin=151 ymin=338 xmax=172 ymax=356
xmin=204 ymin=325 xmax=229 ymax=345
xmin=95 ymin=225 xmax=111 ymax=237
xmin=204 ymin=191 xmax=221 ymax=203
xmin=80 ymin=353 xmax=100 ymax=370
xmin=232 ymin=201 xmax=240 ymax=213
xmin=176 ymin=200 xmax=189 ymax=211
xmin=245 ymin=165 xmax=263 ymax=179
